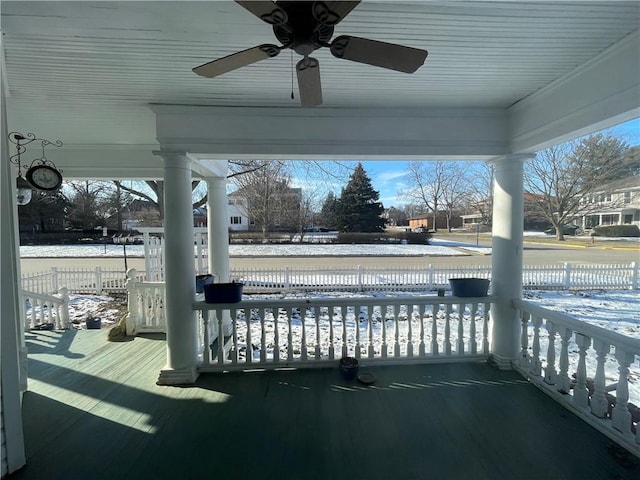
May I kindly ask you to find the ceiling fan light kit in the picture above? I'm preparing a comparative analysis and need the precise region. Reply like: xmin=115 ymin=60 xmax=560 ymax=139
xmin=193 ymin=1 xmax=428 ymax=107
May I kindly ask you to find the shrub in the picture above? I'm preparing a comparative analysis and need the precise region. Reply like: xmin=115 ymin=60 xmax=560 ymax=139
xmin=591 ymin=225 xmax=640 ymax=237
xmin=337 ymin=231 xmax=431 ymax=244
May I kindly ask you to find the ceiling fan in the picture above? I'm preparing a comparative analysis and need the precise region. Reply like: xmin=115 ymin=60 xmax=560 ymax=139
xmin=192 ymin=1 xmax=428 ymax=107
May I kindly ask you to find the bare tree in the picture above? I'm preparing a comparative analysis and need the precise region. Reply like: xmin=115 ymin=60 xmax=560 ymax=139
xmin=440 ymin=163 xmax=468 ymax=232
xmin=524 ymin=134 xmax=636 ymax=240
xmin=460 ymin=162 xmax=494 ymax=227
xmin=65 ymin=181 xmax=111 ymax=230
xmin=230 ymin=160 xmax=298 ymax=237
xmin=404 ymin=161 xmax=462 ymax=231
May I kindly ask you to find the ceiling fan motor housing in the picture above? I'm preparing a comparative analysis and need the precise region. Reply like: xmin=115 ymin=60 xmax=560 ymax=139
xmin=273 ymin=1 xmax=334 ymax=56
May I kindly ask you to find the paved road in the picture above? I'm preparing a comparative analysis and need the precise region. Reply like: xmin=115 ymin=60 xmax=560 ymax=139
xmin=19 ymin=237 xmax=638 ymax=274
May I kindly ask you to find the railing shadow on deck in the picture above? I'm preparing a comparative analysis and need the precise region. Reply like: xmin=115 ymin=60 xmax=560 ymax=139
xmin=25 ymin=330 xmax=84 ymax=359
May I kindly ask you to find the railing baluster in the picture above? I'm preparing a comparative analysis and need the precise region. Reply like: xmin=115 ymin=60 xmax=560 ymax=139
xmin=328 ymin=304 xmax=335 ymax=360
xmin=273 ymin=307 xmax=280 ymax=364
xmin=367 ymin=305 xmax=375 ymax=359
xmin=245 ymin=307 xmax=253 ymax=365
xmin=231 ymin=308 xmax=239 ymax=364
xmin=393 ymin=305 xmax=400 ymax=358
xmin=444 ymin=304 xmax=452 ymax=356
xmin=300 ymin=304 xmax=308 ymax=362
xmin=573 ymin=334 xmax=591 ymax=408
xmin=531 ymin=315 xmax=543 ymax=377
xmin=431 ymin=304 xmax=439 ymax=355
xmin=314 ymin=306 xmax=321 ymax=360
xmin=407 ymin=303 xmax=414 ymax=358
xmin=557 ymin=327 xmax=573 ymax=394
xmin=544 ymin=321 xmax=557 ymax=385
xmin=217 ymin=308 xmax=225 ymax=364
xmin=457 ymin=302 xmax=465 ymax=354
xmin=381 ymin=305 xmax=388 ymax=358
xmin=260 ymin=307 xmax=267 ymax=363
xmin=202 ymin=310 xmax=211 ymax=365
xmin=418 ymin=304 xmax=426 ymax=357
xmin=287 ymin=307 xmax=294 ymax=362
xmin=591 ymin=339 xmax=610 ymax=418
xmin=518 ymin=310 xmax=530 ymax=368
xmin=482 ymin=302 xmax=490 ymax=354
xmin=470 ymin=302 xmax=478 ymax=355
xmin=612 ymin=349 xmax=634 ymax=435
xmin=341 ymin=305 xmax=348 ymax=358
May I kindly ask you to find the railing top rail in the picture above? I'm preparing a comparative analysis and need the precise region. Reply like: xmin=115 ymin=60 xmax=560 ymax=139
xmin=513 ymin=298 xmax=640 ymax=353
xmin=195 ymin=295 xmax=496 ymax=311
xmin=21 ymin=289 xmax=66 ymax=304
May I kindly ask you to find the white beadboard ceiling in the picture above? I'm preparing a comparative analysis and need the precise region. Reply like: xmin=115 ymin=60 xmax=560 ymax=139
xmin=1 ymin=1 xmax=639 ymax=147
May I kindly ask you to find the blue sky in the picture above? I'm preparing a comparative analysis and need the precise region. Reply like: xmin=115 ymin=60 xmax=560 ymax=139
xmin=357 ymin=117 xmax=640 ymax=207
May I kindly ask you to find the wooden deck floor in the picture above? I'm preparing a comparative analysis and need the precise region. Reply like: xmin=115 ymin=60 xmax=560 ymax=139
xmin=11 ymin=329 xmax=638 ymax=480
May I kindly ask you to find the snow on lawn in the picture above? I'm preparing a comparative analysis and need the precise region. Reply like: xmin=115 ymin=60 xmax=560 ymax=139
xmin=20 ymin=243 xmax=466 ymax=258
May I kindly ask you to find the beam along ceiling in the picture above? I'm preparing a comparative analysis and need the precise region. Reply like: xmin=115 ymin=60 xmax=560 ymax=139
xmin=1 ymin=1 xmax=639 ymax=148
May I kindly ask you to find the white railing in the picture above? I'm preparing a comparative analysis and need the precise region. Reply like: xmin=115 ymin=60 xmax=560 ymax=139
xmin=125 ymin=269 xmax=166 ymax=334
xmin=21 ymin=267 xmax=146 ymax=295
xmin=513 ymin=298 xmax=640 ymax=456
xmin=22 ymin=262 xmax=638 ymax=296
xmin=194 ymin=296 xmax=493 ymax=372
xmin=21 ymin=288 xmax=70 ymax=330
xmin=235 ymin=262 xmax=637 ymax=292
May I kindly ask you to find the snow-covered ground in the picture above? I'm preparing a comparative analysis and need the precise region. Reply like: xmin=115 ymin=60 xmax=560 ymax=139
xmin=20 ymin=242 xmax=468 ymax=258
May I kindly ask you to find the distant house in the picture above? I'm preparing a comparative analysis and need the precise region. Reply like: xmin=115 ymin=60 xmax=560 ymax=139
xmin=227 ymin=195 xmax=250 ymax=231
xmin=572 ymin=176 xmax=640 ymax=229
xmin=228 ymin=186 xmax=302 ymax=232
xmin=461 ymin=193 xmax=548 ymax=231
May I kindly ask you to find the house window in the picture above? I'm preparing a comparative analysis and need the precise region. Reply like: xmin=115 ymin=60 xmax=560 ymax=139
xmin=624 ymin=192 xmax=631 ymax=204
xmin=623 ymin=214 xmax=633 ymax=224
xmin=230 ymin=216 xmax=242 ymax=225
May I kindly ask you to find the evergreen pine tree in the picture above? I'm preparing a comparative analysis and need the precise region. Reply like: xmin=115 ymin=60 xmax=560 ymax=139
xmin=318 ymin=191 xmax=339 ymax=229
xmin=337 ymin=163 xmax=385 ymax=232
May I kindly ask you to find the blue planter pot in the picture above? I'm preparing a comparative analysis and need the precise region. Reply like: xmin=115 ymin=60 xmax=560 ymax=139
xmin=195 ymin=274 xmax=214 ymax=293
xmin=204 ymin=282 xmax=244 ymax=303
xmin=449 ymin=278 xmax=490 ymax=297
xmin=339 ymin=356 xmax=359 ymax=381
xmin=86 ymin=317 xmax=102 ymax=329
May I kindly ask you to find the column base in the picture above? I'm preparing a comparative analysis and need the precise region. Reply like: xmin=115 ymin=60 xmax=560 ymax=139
xmin=156 ymin=365 xmax=199 ymax=386
xmin=488 ymin=354 xmax=515 ymax=370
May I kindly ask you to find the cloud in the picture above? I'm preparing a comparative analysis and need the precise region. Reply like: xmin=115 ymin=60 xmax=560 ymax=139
xmin=375 ymin=170 xmax=408 ymax=183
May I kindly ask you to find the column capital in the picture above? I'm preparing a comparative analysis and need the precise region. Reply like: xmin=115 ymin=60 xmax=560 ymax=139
xmin=152 ymin=150 xmax=189 ymax=161
xmin=488 ymin=153 xmax=536 ymax=165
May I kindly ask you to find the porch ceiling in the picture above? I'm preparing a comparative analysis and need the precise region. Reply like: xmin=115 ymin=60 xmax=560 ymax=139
xmin=1 ymin=1 xmax=639 ymax=175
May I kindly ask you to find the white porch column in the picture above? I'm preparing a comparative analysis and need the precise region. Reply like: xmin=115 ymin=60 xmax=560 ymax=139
xmin=1 ymin=32 xmax=27 ymax=473
xmin=156 ymin=152 xmax=199 ymax=385
xmin=489 ymin=154 xmax=532 ymax=369
xmin=206 ymin=175 xmax=233 ymax=335
xmin=206 ymin=176 xmax=230 ymax=283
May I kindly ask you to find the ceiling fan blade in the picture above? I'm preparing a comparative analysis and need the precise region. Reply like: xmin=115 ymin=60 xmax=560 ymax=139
xmin=235 ymin=1 xmax=288 ymax=25
xmin=330 ymin=35 xmax=428 ymax=73
xmin=193 ymin=45 xmax=281 ymax=78
xmin=296 ymin=57 xmax=322 ymax=108
xmin=312 ymin=1 xmax=361 ymax=26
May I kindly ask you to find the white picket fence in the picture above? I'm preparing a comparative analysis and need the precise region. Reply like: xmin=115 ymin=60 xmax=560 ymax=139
xmin=513 ymin=298 xmax=640 ymax=456
xmin=235 ymin=262 xmax=638 ymax=292
xmin=21 ymin=262 xmax=638 ymax=296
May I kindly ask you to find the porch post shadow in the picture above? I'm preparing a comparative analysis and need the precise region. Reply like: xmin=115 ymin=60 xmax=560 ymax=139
xmin=489 ymin=154 xmax=532 ymax=369
xmin=156 ymin=151 xmax=199 ymax=385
